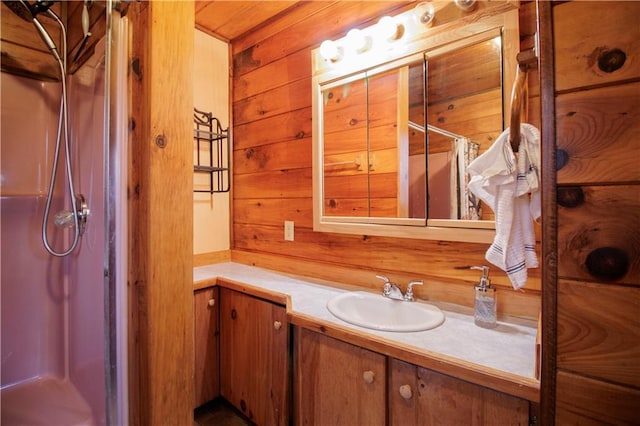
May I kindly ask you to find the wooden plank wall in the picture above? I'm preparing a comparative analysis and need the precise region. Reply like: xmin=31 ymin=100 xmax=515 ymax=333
xmin=0 ymin=1 xmax=106 ymax=79
xmin=551 ymin=2 xmax=640 ymax=424
xmin=230 ymin=1 xmax=542 ymax=320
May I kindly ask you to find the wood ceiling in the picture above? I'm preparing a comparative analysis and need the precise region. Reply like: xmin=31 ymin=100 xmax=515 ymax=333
xmin=195 ymin=1 xmax=301 ymax=41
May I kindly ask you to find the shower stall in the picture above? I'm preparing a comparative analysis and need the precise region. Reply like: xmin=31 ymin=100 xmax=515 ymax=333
xmin=1 ymin=2 xmax=128 ymax=425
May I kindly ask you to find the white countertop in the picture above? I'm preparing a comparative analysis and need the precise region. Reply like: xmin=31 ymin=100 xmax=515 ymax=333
xmin=194 ymin=262 xmax=538 ymax=382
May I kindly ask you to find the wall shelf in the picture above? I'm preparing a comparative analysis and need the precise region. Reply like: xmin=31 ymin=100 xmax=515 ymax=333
xmin=194 ymin=108 xmax=230 ymax=193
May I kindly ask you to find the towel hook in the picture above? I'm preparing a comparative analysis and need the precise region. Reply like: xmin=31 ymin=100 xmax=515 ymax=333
xmin=509 ymin=49 xmax=538 ymax=152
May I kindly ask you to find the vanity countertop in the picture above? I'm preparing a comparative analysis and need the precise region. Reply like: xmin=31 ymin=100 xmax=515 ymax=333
xmin=194 ymin=262 xmax=540 ymax=401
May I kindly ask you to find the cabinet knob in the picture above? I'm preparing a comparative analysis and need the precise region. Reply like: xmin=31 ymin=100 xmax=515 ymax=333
xmin=399 ymin=384 xmax=413 ymax=400
xmin=363 ymin=370 xmax=375 ymax=384
xmin=273 ymin=321 xmax=282 ymax=330
xmin=208 ymin=299 xmax=215 ymax=307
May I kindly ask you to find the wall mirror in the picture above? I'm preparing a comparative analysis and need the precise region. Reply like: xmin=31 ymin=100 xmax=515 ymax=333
xmin=312 ymin=6 xmax=520 ymax=242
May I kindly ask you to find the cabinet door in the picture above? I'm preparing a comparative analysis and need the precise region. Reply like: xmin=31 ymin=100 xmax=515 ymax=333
xmin=219 ymin=288 xmax=289 ymax=426
xmin=389 ymin=359 xmax=529 ymax=425
xmin=194 ymin=287 xmax=219 ymax=408
xmin=294 ymin=327 xmax=386 ymax=425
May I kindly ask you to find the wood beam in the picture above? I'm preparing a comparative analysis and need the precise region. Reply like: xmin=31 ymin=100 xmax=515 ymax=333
xmin=128 ymin=2 xmax=194 ymax=424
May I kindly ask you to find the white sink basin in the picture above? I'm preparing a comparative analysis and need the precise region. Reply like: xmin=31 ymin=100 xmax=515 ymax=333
xmin=326 ymin=291 xmax=445 ymax=332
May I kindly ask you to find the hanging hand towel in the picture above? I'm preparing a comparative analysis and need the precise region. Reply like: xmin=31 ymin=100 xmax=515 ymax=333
xmin=467 ymin=124 xmax=540 ymax=289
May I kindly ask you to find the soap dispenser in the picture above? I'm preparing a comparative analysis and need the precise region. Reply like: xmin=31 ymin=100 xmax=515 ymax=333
xmin=472 ymin=266 xmax=497 ymax=328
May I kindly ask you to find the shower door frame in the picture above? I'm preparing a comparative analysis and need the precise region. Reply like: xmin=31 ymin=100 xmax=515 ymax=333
xmin=104 ymin=2 xmax=129 ymax=424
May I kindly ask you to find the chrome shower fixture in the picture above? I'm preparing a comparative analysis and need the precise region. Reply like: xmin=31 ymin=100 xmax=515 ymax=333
xmin=53 ymin=194 xmax=90 ymax=235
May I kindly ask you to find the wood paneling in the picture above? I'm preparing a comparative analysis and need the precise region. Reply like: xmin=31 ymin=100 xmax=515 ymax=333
xmin=233 ymin=77 xmax=310 ymax=126
xmin=556 ymin=83 xmax=640 ymax=185
xmin=128 ymin=2 xmax=194 ymax=424
xmin=557 ymin=185 xmax=640 ymax=284
xmin=0 ymin=1 xmax=106 ymax=78
xmin=235 ymin=138 xmax=312 ymax=175
xmin=196 ymin=1 xmax=299 ymax=42
xmin=233 ymin=47 xmax=310 ymax=101
xmin=557 ymin=279 xmax=640 ymax=388
xmin=1 ymin=2 xmax=62 ymax=80
xmin=231 ymin=1 xmax=542 ymax=313
xmin=550 ymin=2 xmax=640 ymax=424
xmin=231 ymin=250 xmax=541 ymax=320
xmin=553 ymin=1 xmax=640 ymax=92
xmin=555 ymin=371 xmax=640 ymax=425
xmin=66 ymin=1 xmax=107 ymax=74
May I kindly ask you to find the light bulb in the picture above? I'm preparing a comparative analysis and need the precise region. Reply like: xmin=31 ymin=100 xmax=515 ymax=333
xmin=414 ymin=2 xmax=435 ymax=27
xmin=346 ymin=28 xmax=369 ymax=53
xmin=319 ymin=40 xmax=341 ymax=61
xmin=454 ymin=0 xmax=477 ymax=12
xmin=377 ymin=16 xmax=401 ymax=41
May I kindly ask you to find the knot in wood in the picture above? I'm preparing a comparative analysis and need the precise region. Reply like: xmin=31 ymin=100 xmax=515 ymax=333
xmin=155 ymin=134 xmax=167 ymax=148
xmin=585 ymin=246 xmax=629 ymax=282
xmin=597 ymin=48 xmax=626 ymax=73
xmin=556 ymin=149 xmax=570 ymax=171
xmin=557 ymin=187 xmax=585 ymax=208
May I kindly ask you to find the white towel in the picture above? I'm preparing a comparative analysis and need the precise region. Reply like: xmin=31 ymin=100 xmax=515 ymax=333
xmin=467 ymin=124 xmax=540 ymax=289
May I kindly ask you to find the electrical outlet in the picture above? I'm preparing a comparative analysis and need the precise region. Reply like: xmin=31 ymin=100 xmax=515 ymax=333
xmin=284 ymin=221 xmax=294 ymax=241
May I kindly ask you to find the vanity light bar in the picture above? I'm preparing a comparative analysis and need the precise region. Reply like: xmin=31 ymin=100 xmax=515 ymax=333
xmin=318 ymin=2 xmax=440 ymax=63
xmin=317 ymin=1 xmax=480 ymax=65
xmin=318 ymin=13 xmax=405 ymax=62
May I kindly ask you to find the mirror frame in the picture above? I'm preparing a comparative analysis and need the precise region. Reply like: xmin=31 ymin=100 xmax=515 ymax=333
xmin=312 ymin=5 xmax=520 ymax=243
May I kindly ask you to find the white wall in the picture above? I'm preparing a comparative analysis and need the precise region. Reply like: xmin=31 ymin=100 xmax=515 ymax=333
xmin=193 ymin=29 xmax=230 ymax=254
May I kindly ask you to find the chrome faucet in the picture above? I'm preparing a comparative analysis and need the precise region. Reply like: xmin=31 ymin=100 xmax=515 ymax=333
xmin=377 ymin=275 xmax=423 ymax=302
xmin=403 ymin=280 xmax=424 ymax=302
xmin=377 ymin=274 xmax=404 ymax=300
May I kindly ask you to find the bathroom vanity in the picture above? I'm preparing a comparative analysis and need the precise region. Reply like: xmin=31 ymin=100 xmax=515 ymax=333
xmin=194 ymin=262 xmax=539 ymax=425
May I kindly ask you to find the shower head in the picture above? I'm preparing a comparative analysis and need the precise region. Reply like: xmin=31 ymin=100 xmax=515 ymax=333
xmin=2 ymin=1 xmax=61 ymax=62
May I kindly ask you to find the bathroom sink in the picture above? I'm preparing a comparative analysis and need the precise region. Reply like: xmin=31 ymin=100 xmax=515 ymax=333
xmin=326 ymin=291 xmax=445 ymax=332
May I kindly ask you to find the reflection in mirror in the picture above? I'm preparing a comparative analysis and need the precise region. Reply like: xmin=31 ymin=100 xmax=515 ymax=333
xmin=424 ymin=36 xmax=502 ymax=221
xmin=322 ymin=57 xmax=427 ymax=220
xmin=321 ymin=35 xmax=503 ymax=223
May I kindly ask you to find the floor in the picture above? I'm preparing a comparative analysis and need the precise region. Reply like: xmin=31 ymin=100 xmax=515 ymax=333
xmin=1 ymin=376 xmax=94 ymax=426
xmin=194 ymin=398 xmax=253 ymax=426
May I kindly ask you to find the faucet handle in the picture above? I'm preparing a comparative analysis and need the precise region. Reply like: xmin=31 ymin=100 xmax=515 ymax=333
xmin=375 ymin=274 xmax=391 ymax=284
xmin=404 ymin=280 xmax=424 ymax=301
xmin=376 ymin=274 xmax=393 ymax=296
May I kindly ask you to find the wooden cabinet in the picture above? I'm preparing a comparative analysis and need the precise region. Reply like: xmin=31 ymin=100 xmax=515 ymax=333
xmin=193 ymin=287 xmax=219 ymax=408
xmin=219 ymin=288 xmax=289 ymax=425
xmin=295 ymin=327 xmax=530 ymax=426
xmin=294 ymin=327 xmax=386 ymax=425
xmin=389 ymin=359 xmax=529 ymax=425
